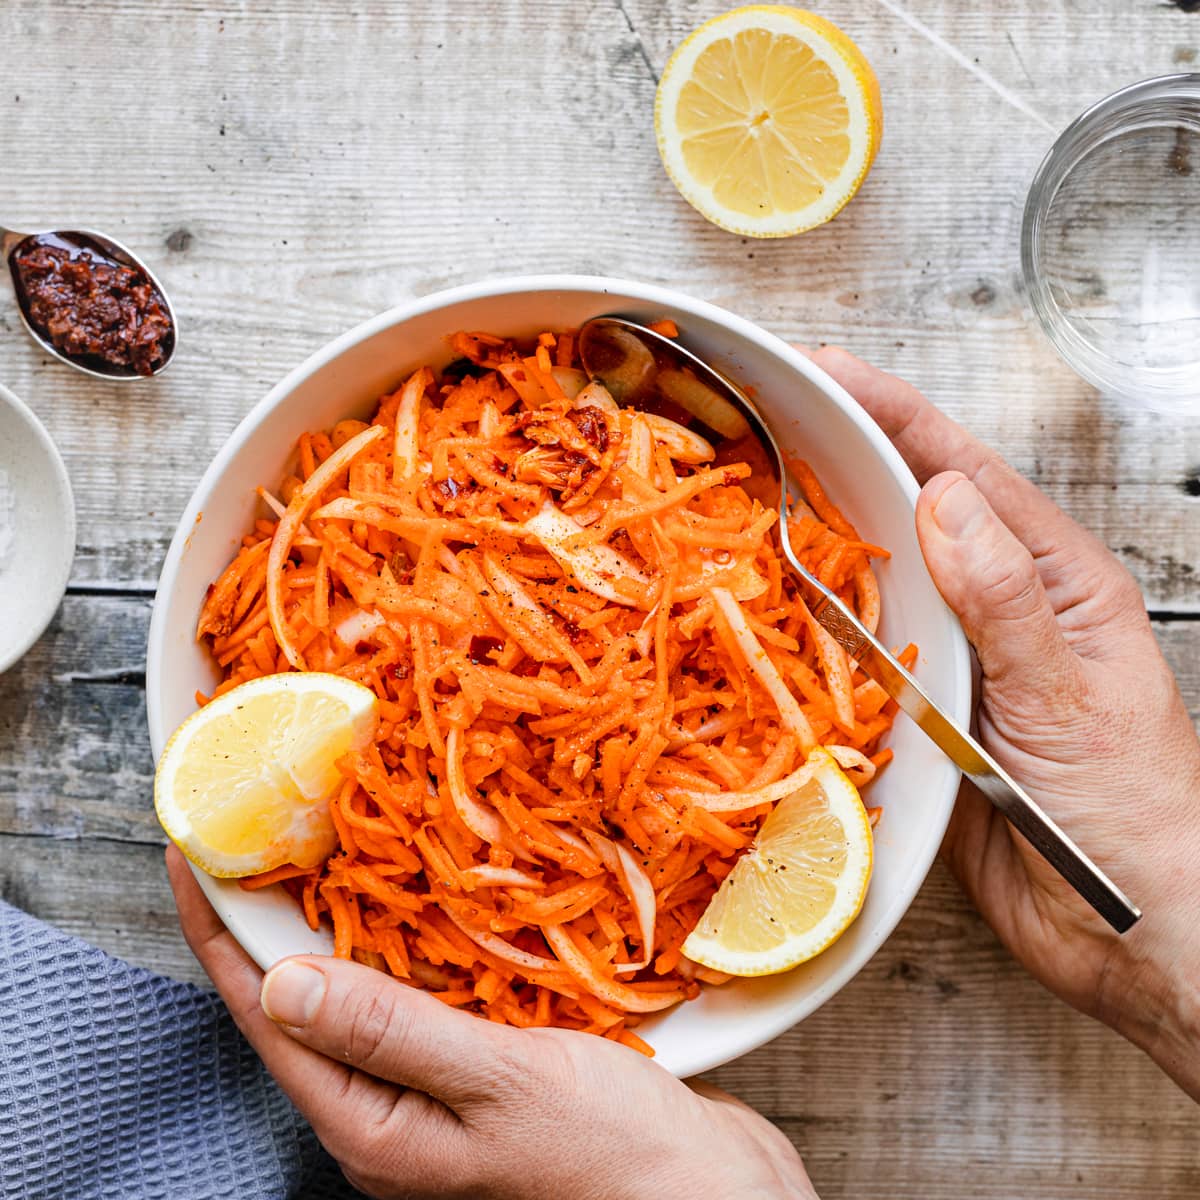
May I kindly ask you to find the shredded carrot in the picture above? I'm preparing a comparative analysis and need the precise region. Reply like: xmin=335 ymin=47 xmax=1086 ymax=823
xmin=198 ymin=325 xmax=904 ymax=1054
xmin=238 ymin=863 xmax=318 ymax=891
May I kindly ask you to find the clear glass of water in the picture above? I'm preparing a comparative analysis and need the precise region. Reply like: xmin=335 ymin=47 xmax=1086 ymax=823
xmin=1022 ymin=75 xmax=1200 ymax=411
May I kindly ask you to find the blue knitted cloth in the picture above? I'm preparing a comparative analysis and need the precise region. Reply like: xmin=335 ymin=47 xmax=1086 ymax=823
xmin=0 ymin=900 xmax=359 ymax=1199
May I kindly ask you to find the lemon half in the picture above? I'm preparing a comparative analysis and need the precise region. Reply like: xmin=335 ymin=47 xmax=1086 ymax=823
xmin=155 ymin=673 xmax=378 ymax=878
xmin=682 ymin=747 xmax=874 ymax=975
xmin=655 ymin=6 xmax=883 ymax=237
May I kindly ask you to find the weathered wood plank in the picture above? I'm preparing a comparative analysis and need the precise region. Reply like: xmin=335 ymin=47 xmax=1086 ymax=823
xmin=0 ymin=1 xmax=1194 ymax=600
xmin=0 ymin=833 xmax=201 ymax=985
xmin=0 ymin=595 xmax=156 ymax=844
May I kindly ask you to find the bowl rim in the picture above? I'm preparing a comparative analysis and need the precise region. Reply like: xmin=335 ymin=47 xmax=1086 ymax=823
xmin=146 ymin=273 xmax=972 ymax=1073
xmin=0 ymin=381 xmax=76 ymax=674
xmin=1020 ymin=73 xmax=1200 ymax=405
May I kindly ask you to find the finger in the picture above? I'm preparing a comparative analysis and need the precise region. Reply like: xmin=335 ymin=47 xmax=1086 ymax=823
xmin=166 ymin=848 xmax=406 ymax=1147
xmin=260 ymin=954 xmax=512 ymax=1110
xmin=915 ymin=473 xmax=1080 ymax=699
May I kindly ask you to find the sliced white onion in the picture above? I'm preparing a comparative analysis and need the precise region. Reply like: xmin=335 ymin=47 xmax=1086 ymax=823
xmin=613 ymin=842 xmax=656 ymax=973
xmin=642 ymin=413 xmax=715 ymax=464
xmin=445 ymin=726 xmax=505 ymax=845
xmin=827 ymin=744 xmax=876 ymax=782
xmin=477 ymin=399 xmax=502 ymax=440
xmin=311 ymin=496 xmax=364 ymax=521
xmin=481 ymin=553 xmax=592 ymax=680
xmin=669 ymin=759 xmax=820 ymax=812
xmin=577 ymin=828 xmax=619 ymax=873
xmin=497 ymin=361 xmax=551 ymax=408
xmin=334 ymin=609 xmax=385 ymax=647
xmin=573 ymin=380 xmax=619 ymax=413
xmin=524 ymin=502 xmax=650 ymax=607
xmin=441 ymin=905 xmax=566 ymax=976
xmin=544 ymin=925 xmax=685 ymax=1013
xmin=460 ymin=865 xmax=546 ymax=890
xmin=623 ymin=414 xmax=654 ymax=485
xmin=633 ymin=604 xmax=657 ymax=658
xmin=854 ymin=564 xmax=881 ymax=636
xmin=656 ymin=368 xmax=750 ymax=440
xmin=393 ymin=369 xmax=426 ymax=483
xmin=557 ymin=827 xmax=604 ymax=865
xmin=682 ymin=557 xmax=768 ymax=602
xmin=267 ymin=425 xmax=386 ymax=669
xmin=710 ymin=587 xmax=815 ymax=752
xmin=802 ymin=602 xmax=856 ymax=732
xmin=551 ymin=366 xmax=589 ymax=399
xmin=257 ymin=487 xmax=287 ymax=518
xmin=665 ymin=706 xmax=747 ymax=750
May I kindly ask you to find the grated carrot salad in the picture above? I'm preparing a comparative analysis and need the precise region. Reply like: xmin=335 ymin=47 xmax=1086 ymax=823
xmin=196 ymin=327 xmax=910 ymax=1053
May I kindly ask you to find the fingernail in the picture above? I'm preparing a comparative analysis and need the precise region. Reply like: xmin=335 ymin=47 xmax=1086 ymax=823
xmin=933 ymin=477 xmax=987 ymax=540
xmin=261 ymin=961 xmax=326 ymax=1027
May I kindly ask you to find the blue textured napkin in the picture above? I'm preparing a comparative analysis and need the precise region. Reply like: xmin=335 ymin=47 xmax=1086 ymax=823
xmin=0 ymin=899 xmax=359 ymax=1199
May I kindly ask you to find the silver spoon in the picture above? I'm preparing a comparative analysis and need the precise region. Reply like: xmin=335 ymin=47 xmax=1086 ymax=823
xmin=578 ymin=315 xmax=1141 ymax=935
xmin=1 ymin=225 xmax=178 ymax=379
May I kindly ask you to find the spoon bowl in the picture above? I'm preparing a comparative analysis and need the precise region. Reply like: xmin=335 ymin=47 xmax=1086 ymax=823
xmin=1 ymin=225 xmax=178 ymax=380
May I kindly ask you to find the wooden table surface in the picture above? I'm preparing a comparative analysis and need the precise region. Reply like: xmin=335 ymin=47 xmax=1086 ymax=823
xmin=2 ymin=2 xmax=1197 ymax=1196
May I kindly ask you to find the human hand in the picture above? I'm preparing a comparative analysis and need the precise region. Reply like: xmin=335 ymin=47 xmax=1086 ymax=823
xmin=166 ymin=847 xmax=814 ymax=1200
xmin=811 ymin=347 xmax=1200 ymax=1099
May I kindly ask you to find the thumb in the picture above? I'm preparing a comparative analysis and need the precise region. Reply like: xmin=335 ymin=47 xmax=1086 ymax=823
xmin=260 ymin=955 xmax=504 ymax=1107
xmin=916 ymin=472 xmax=1077 ymax=697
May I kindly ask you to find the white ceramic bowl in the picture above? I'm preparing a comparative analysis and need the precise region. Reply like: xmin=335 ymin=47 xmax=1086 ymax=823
xmin=0 ymin=383 xmax=75 ymax=674
xmin=147 ymin=276 xmax=971 ymax=1078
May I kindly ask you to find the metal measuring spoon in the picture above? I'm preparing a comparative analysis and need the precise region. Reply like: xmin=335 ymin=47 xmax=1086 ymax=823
xmin=578 ymin=315 xmax=1141 ymax=935
xmin=1 ymin=225 xmax=178 ymax=379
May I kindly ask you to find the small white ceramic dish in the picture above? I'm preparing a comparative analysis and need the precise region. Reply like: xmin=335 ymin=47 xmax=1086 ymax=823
xmin=147 ymin=276 xmax=971 ymax=1078
xmin=0 ymin=383 xmax=75 ymax=674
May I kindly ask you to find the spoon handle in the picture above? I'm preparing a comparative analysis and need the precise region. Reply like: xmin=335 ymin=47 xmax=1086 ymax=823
xmin=807 ymin=589 xmax=1140 ymax=933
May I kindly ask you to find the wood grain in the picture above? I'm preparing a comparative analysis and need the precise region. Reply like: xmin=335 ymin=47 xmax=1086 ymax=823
xmin=0 ymin=1 xmax=1197 ymax=1196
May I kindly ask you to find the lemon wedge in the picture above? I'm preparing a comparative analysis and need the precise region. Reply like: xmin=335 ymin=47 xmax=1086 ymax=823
xmin=682 ymin=747 xmax=873 ymax=975
xmin=155 ymin=673 xmax=378 ymax=878
xmin=655 ymin=6 xmax=883 ymax=237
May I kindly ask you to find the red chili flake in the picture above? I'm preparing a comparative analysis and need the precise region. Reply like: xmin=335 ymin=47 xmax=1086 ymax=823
xmin=469 ymin=635 xmax=503 ymax=664
xmin=568 ymin=406 xmax=610 ymax=452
